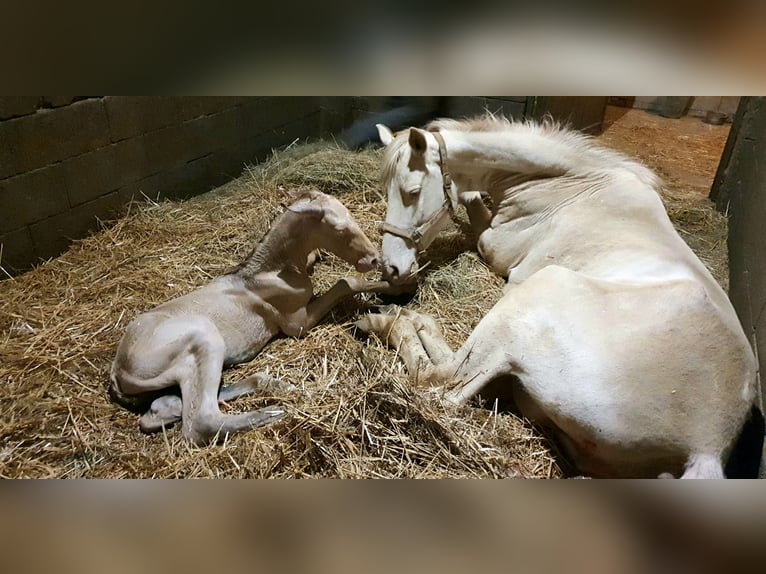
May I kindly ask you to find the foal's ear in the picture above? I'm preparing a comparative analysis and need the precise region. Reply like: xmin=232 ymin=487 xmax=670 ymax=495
xmin=376 ymin=124 xmax=394 ymax=147
xmin=408 ymin=128 xmax=428 ymax=155
xmin=287 ymin=201 xmax=324 ymax=219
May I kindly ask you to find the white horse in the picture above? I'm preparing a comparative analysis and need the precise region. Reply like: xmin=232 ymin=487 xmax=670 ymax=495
xmin=356 ymin=116 xmax=757 ymax=478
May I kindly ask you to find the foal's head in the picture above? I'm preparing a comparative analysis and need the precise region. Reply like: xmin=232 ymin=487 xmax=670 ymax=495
xmin=378 ymin=124 xmax=453 ymax=285
xmin=287 ymin=190 xmax=379 ymax=273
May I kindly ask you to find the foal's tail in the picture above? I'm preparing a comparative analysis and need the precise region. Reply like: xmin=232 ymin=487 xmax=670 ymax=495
xmin=108 ymin=364 xmax=168 ymax=414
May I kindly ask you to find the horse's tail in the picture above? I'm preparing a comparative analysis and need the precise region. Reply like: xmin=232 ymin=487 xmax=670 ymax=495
xmin=681 ymin=454 xmax=725 ymax=479
xmin=675 ymin=405 xmax=764 ymax=479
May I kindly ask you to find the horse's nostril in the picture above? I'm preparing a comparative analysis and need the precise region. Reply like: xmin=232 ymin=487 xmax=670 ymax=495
xmin=388 ymin=265 xmax=401 ymax=279
xmin=369 ymin=258 xmax=379 ymax=269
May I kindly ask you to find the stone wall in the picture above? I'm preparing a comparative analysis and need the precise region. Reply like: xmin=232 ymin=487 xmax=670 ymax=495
xmin=0 ymin=96 xmax=324 ymax=275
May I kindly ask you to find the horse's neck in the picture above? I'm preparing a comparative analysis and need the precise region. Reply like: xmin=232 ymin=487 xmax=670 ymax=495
xmin=444 ymin=128 xmax=575 ymax=179
xmin=443 ymin=127 xmax=659 ymax=200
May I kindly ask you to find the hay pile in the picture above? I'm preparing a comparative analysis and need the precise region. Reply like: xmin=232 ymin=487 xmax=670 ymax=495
xmin=0 ymin=119 xmax=729 ymax=479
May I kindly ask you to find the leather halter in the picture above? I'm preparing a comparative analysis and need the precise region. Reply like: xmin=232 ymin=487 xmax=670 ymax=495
xmin=379 ymin=130 xmax=455 ymax=249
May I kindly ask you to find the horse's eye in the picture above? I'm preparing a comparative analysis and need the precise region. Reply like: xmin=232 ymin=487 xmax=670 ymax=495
xmin=404 ymin=185 xmax=422 ymax=197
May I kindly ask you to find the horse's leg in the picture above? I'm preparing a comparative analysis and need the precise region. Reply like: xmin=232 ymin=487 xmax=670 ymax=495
xmin=459 ymin=191 xmax=492 ymax=236
xmin=355 ymin=311 xmax=433 ymax=380
xmin=397 ymin=309 xmax=455 ymax=366
xmin=358 ymin=304 xmax=518 ymax=401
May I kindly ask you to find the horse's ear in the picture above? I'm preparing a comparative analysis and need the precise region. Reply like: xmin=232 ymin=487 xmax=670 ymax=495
xmin=409 ymin=128 xmax=428 ymax=155
xmin=376 ymin=124 xmax=394 ymax=147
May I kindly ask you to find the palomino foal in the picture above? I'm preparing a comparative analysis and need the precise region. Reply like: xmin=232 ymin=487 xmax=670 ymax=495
xmin=358 ymin=117 xmax=757 ymax=478
xmin=111 ymin=190 xmax=384 ymax=445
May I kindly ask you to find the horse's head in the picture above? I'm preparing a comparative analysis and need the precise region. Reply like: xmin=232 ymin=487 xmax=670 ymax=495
xmin=377 ymin=124 xmax=455 ymax=285
xmin=287 ymin=190 xmax=380 ymax=273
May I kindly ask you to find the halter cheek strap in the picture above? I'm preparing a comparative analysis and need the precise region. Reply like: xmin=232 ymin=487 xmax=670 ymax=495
xmin=379 ymin=130 xmax=456 ymax=249
xmin=432 ymin=131 xmax=454 ymax=206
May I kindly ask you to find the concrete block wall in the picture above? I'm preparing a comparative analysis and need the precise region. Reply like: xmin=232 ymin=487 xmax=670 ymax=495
xmin=0 ymin=97 xmax=324 ymax=275
xmin=345 ymin=96 xmax=606 ymax=133
xmin=345 ymin=96 xmax=528 ymax=123
xmin=609 ymin=96 xmax=741 ymax=119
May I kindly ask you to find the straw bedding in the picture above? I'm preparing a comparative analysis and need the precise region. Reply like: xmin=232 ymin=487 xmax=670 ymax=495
xmin=0 ymin=121 xmax=728 ymax=478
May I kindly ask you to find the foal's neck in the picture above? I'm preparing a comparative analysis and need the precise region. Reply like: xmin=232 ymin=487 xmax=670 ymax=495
xmin=233 ymin=213 xmax=314 ymax=283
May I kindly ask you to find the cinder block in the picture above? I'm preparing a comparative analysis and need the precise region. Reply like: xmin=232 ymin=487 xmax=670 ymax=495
xmin=0 ymin=119 xmax=22 ymax=179
xmin=0 ymin=226 xmax=35 ymax=274
xmin=484 ymin=97 xmax=525 ymax=119
xmin=446 ymin=97 xmax=490 ymax=119
xmin=15 ymin=99 xmax=110 ymax=173
xmin=105 ymin=96 xmax=185 ymax=142
xmin=142 ymin=120 xmax=202 ymax=175
xmin=117 ymin=153 xmax=232 ymax=204
xmin=142 ymin=106 xmax=244 ymax=175
xmin=238 ymin=97 xmax=322 ymax=137
xmin=0 ymin=97 xmax=40 ymax=120
xmin=29 ymin=191 xmax=124 ymax=261
xmin=106 ymin=97 xmax=247 ymax=142
xmin=0 ymin=166 xmax=69 ymax=233
xmin=64 ymin=137 xmax=149 ymax=206
xmin=40 ymin=96 xmax=83 ymax=108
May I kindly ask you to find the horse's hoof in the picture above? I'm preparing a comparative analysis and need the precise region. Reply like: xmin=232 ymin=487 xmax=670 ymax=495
xmin=353 ymin=316 xmax=374 ymax=334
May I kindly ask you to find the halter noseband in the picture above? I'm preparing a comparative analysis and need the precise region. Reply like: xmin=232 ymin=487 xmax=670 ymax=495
xmin=379 ymin=130 xmax=456 ymax=249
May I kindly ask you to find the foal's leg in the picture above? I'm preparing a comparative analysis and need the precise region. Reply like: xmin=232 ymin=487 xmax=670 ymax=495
xmin=282 ymin=278 xmax=393 ymax=337
xmin=130 ymin=316 xmax=282 ymax=445
xmin=219 ymin=373 xmax=297 ymax=401
xmin=139 ymin=373 xmax=295 ymax=434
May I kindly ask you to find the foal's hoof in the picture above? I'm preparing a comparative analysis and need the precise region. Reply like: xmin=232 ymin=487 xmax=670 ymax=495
xmin=139 ymin=395 xmax=183 ymax=433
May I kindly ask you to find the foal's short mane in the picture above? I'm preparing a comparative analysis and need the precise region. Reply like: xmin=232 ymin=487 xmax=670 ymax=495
xmin=226 ymin=190 xmax=317 ymax=277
